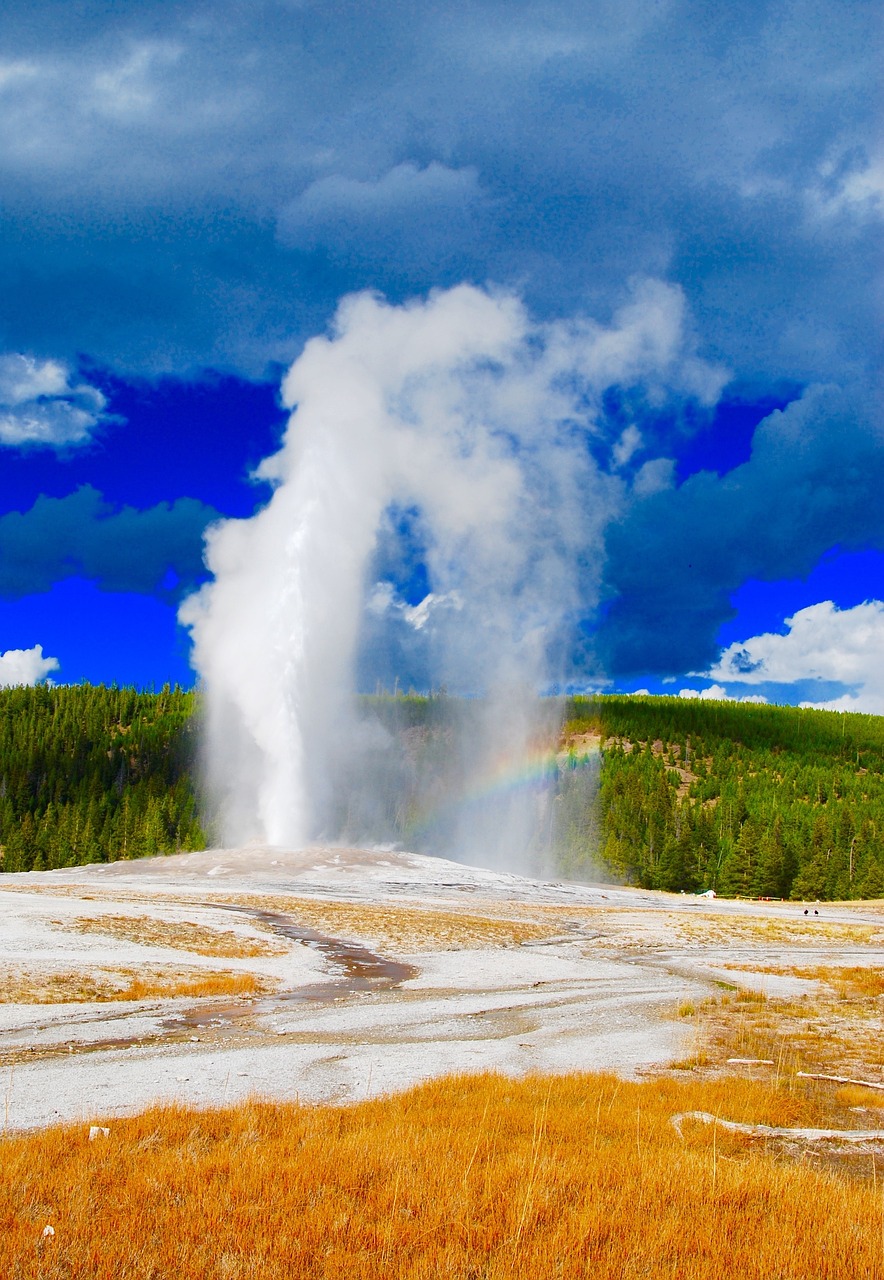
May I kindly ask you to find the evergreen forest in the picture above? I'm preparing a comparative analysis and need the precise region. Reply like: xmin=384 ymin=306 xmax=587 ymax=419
xmin=0 ymin=684 xmax=205 ymax=871
xmin=566 ymin=695 xmax=884 ymax=901
xmin=1 ymin=685 xmax=883 ymax=900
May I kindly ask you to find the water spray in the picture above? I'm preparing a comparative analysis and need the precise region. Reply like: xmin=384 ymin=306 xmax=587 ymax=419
xmin=181 ymin=281 xmax=724 ymax=868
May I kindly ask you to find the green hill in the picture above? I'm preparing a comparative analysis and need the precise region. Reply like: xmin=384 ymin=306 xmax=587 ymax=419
xmin=566 ymin=695 xmax=884 ymax=900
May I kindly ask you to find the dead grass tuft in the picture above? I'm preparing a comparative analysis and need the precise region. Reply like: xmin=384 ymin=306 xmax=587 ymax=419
xmin=0 ymin=1072 xmax=881 ymax=1278
xmin=725 ymin=964 xmax=884 ymax=1000
xmin=223 ymin=895 xmax=558 ymax=951
xmin=0 ymin=966 xmax=274 ymax=1004
xmin=674 ymin=978 xmax=884 ymax=1109
xmin=835 ymin=1084 xmax=884 ymax=1110
xmin=70 ymin=913 xmax=287 ymax=957
xmin=673 ymin=914 xmax=881 ymax=946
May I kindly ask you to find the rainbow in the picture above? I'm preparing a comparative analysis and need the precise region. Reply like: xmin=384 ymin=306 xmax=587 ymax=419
xmin=406 ymin=739 xmax=600 ymax=836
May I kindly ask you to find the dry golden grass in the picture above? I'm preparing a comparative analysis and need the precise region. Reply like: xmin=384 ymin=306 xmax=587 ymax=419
xmin=671 ymin=913 xmax=882 ymax=946
xmin=726 ymin=963 xmax=884 ymax=999
xmin=0 ymin=966 xmax=274 ymax=1004
xmin=1 ymin=1072 xmax=882 ymax=1279
xmin=676 ymin=982 xmax=884 ymax=1090
xmin=70 ymin=913 xmax=287 ymax=957
xmin=9 ymin=884 xmax=567 ymax=949
xmin=836 ymin=1084 xmax=884 ymax=1111
xmin=225 ymin=894 xmax=558 ymax=951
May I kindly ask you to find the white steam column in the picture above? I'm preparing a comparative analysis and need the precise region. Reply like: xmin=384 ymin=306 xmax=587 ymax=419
xmin=180 ymin=281 xmax=725 ymax=856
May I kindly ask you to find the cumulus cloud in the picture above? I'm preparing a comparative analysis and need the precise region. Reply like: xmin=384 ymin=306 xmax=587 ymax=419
xmin=709 ymin=600 xmax=884 ymax=714
xmin=0 ymin=644 xmax=58 ymax=686
xmin=598 ymin=382 xmax=884 ymax=677
xmin=0 ymin=487 xmax=218 ymax=599
xmin=367 ymin=582 xmax=463 ymax=632
xmin=0 ymin=354 xmax=108 ymax=448
xmin=679 ymin=684 xmax=728 ymax=701
xmin=678 ymin=684 xmax=767 ymax=704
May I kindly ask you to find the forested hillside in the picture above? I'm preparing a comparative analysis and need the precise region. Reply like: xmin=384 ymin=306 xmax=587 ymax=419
xmin=567 ymin=695 xmax=884 ymax=900
xmin=0 ymin=685 xmax=205 ymax=871
xmin=1 ymin=685 xmax=883 ymax=900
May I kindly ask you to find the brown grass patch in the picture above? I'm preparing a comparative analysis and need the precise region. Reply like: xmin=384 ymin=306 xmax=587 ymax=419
xmin=0 ymin=966 xmax=274 ymax=1004
xmin=70 ymin=913 xmax=286 ymax=957
xmin=673 ymin=914 xmax=881 ymax=946
xmin=0 ymin=1072 xmax=882 ymax=1279
xmin=726 ymin=963 xmax=884 ymax=1000
xmin=835 ymin=1084 xmax=884 ymax=1110
xmin=9 ymin=885 xmax=569 ymax=949
xmin=221 ymin=895 xmax=558 ymax=951
xmin=676 ymin=980 xmax=884 ymax=1097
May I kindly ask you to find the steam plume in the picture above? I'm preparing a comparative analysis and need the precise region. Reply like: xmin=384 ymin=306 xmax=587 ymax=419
xmin=181 ymin=281 xmax=723 ymax=863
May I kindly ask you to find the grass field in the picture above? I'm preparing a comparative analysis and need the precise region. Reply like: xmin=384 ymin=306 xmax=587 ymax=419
xmin=2 ymin=1071 xmax=883 ymax=1279
xmin=681 ymin=967 xmax=884 ymax=1091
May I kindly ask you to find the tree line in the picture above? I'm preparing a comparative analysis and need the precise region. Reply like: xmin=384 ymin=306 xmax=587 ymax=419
xmin=2 ymin=685 xmax=883 ymax=899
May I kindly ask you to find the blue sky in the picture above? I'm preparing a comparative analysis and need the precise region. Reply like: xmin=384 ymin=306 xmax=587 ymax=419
xmin=0 ymin=0 xmax=882 ymax=708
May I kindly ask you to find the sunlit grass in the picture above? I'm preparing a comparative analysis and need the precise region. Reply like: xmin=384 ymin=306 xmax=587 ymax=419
xmin=70 ymin=913 xmax=287 ymax=957
xmin=673 ymin=914 xmax=881 ymax=946
xmin=220 ymin=894 xmax=558 ymax=950
xmin=1 ymin=1072 xmax=882 ymax=1278
xmin=726 ymin=963 xmax=884 ymax=1000
xmin=836 ymin=1084 xmax=884 ymax=1110
xmin=10 ymin=885 xmax=563 ymax=950
xmin=674 ymin=980 xmax=884 ymax=1092
xmin=0 ymin=966 xmax=274 ymax=1004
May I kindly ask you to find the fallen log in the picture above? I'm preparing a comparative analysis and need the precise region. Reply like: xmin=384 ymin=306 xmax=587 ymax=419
xmin=796 ymin=1071 xmax=884 ymax=1092
xmin=671 ymin=1111 xmax=884 ymax=1143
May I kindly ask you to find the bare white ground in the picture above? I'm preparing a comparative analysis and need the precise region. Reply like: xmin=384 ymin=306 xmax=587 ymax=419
xmin=0 ymin=845 xmax=882 ymax=1131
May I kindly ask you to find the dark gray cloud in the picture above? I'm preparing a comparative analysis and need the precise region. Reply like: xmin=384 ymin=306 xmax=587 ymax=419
xmin=0 ymin=0 xmax=877 ymax=383
xmin=0 ymin=486 xmax=218 ymax=598
xmin=598 ymin=384 xmax=884 ymax=676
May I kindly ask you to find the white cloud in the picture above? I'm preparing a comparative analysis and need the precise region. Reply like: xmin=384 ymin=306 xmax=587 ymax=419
xmin=90 ymin=41 xmax=182 ymax=119
xmin=679 ymin=684 xmax=726 ymax=700
xmin=678 ymin=684 xmax=768 ymax=704
xmin=0 ymin=644 xmax=59 ymax=687
xmin=808 ymin=145 xmax=884 ymax=225
xmin=709 ymin=600 xmax=884 ymax=713
xmin=542 ymin=279 xmax=730 ymax=408
xmin=0 ymin=60 xmax=38 ymax=91
xmin=612 ymin=424 xmax=641 ymax=469
xmin=0 ymin=354 xmax=107 ymax=448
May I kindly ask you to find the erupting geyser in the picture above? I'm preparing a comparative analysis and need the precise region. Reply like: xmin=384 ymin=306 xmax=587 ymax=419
xmin=180 ymin=281 xmax=724 ymax=865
